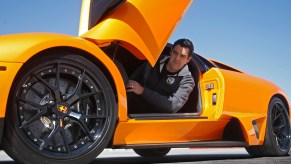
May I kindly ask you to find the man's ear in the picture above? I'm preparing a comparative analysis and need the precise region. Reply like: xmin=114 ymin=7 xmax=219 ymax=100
xmin=186 ymin=56 xmax=192 ymax=63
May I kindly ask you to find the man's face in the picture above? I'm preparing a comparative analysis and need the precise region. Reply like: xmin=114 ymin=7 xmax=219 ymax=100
xmin=167 ymin=44 xmax=191 ymax=72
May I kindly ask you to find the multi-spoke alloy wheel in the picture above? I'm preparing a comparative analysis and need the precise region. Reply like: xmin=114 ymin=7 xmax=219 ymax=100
xmin=3 ymin=52 xmax=116 ymax=164
xmin=246 ymin=97 xmax=291 ymax=157
xmin=270 ymin=100 xmax=291 ymax=152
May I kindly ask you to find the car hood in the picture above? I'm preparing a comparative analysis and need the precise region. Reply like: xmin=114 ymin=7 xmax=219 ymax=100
xmin=79 ymin=0 xmax=193 ymax=66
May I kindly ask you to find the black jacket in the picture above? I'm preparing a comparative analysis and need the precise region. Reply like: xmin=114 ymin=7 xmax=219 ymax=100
xmin=131 ymin=56 xmax=195 ymax=113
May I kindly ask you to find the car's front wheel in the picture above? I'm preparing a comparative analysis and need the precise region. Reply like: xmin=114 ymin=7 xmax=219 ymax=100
xmin=3 ymin=52 xmax=117 ymax=164
xmin=246 ymin=97 xmax=291 ymax=157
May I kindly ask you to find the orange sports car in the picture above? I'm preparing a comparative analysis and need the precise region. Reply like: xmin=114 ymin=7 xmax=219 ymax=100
xmin=0 ymin=0 xmax=290 ymax=163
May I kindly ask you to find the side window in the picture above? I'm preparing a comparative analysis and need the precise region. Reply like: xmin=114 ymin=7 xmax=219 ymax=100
xmin=210 ymin=60 xmax=242 ymax=73
xmin=191 ymin=53 xmax=216 ymax=74
xmin=196 ymin=54 xmax=216 ymax=70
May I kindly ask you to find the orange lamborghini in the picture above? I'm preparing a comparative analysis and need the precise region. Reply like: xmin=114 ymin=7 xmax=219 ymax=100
xmin=0 ymin=0 xmax=290 ymax=163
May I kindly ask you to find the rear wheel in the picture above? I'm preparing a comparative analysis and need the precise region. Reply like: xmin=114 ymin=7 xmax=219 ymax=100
xmin=133 ymin=148 xmax=171 ymax=157
xmin=246 ymin=97 xmax=291 ymax=157
xmin=3 ymin=52 xmax=117 ymax=164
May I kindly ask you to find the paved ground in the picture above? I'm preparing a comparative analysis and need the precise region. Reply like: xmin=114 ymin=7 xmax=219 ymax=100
xmin=1 ymin=148 xmax=291 ymax=163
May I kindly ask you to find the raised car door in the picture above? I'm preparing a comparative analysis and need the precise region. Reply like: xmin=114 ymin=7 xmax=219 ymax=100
xmin=79 ymin=0 xmax=194 ymax=66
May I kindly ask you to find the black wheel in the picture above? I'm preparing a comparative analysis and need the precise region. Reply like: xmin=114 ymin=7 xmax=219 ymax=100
xmin=3 ymin=52 xmax=117 ymax=164
xmin=133 ymin=148 xmax=171 ymax=157
xmin=246 ymin=97 xmax=291 ymax=157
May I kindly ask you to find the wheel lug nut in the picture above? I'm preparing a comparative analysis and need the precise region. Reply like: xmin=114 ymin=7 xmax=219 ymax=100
xmin=61 ymin=95 xmax=67 ymax=101
xmin=49 ymin=101 xmax=55 ymax=106
xmin=52 ymin=114 xmax=57 ymax=119
xmin=64 ymin=117 xmax=70 ymax=122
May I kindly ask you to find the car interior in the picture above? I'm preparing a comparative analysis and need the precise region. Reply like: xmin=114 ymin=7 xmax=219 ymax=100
xmin=102 ymin=43 xmax=204 ymax=118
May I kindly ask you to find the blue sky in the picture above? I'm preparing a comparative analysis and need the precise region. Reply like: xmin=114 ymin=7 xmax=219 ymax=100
xmin=1 ymin=0 xmax=291 ymax=100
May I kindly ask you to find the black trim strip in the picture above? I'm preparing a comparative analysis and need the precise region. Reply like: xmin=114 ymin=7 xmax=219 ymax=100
xmin=252 ymin=120 xmax=260 ymax=139
xmin=0 ymin=66 xmax=7 ymax=71
xmin=0 ymin=117 xmax=4 ymax=149
xmin=192 ymin=53 xmax=210 ymax=73
xmin=113 ymin=141 xmax=248 ymax=149
xmin=129 ymin=113 xmax=207 ymax=120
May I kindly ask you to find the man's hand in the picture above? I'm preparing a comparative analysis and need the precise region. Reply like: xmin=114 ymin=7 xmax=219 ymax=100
xmin=126 ymin=80 xmax=144 ymax=95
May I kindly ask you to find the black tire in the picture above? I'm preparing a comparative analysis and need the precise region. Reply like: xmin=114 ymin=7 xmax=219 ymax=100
xmin=246 ymin=97 xmax=291 ymax=157
xmin=133 ymin=148 xmax=171 ymax=157
xmin=3 ymin=52 xmax=117 ymax=164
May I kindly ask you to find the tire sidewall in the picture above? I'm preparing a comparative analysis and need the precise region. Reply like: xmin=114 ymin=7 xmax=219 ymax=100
xmin=265 ymin=97 xmax=290 ymax=156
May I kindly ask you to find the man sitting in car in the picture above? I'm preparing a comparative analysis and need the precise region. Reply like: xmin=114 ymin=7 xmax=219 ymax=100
xmin=126 ymin=38 xmax=195 ymax=113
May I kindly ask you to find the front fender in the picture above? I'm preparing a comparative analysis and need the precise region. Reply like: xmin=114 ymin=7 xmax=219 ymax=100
xmin=0 ymin=33 xmax=127 ymax=121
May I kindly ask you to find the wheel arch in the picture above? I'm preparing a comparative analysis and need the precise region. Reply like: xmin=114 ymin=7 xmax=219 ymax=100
xmin=233 ymin=93 xmax=291 ymax=146
xmin=31 ymin=46 xmax=119 ymax=95
xmin=245 ymin=94 xmax=291 ymax=157
xmin=271 ymin=94 xmax=290 ymax=116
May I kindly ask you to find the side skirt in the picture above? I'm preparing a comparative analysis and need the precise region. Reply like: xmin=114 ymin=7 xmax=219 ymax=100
xmin=113 ymin=141 xmax=248 ymax=149
xmin=128 ymin=113 xmax=207 ymax=120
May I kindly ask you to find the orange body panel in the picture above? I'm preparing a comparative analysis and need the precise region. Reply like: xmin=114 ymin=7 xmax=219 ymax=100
xmin=113 ymin=118 xmax=229 ymax=146
xmin=81 ymin=0 xmax=193 ymax=66
xmin=221 ymin=69 xmax=279 ymax=114
xmin=0 ymin=62 xmax=22 ymax=118
xmin=0 ymin=33 xmax=127 ymax=121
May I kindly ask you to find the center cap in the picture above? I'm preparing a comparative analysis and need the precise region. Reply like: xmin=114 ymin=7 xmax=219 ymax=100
xmin=57 ymin=104 xmax=68 ymax=114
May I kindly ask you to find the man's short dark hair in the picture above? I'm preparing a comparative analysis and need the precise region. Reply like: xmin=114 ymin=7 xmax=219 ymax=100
xmin=173 ymin=38 xmax=194 ymax=57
